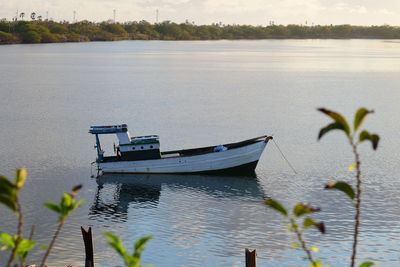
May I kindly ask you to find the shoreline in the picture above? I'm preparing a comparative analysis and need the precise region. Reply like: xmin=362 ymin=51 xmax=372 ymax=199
xmin=1 ymin=20 xmax=400 ymax=45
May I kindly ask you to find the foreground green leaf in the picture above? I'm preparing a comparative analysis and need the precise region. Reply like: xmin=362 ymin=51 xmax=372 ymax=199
xmin=303 ymin=218 xmax=325 ymax=234
xmin=291 ymin=242 xmax=302 ymax=249
xmin=134 ymin=235 xmax=152 ymax=258
xmin=0 ymin=232 xmax=15 ymax=250
xmin=0 ymin=195 xmax=17 ymax=212
xmin=74 ymin=198 xmax=85 ymax=209
xmin=45 ymin=186 xmax=85 ymax=221
xmin=310 ymin=260 xmax=322 ymax=267
xmin=0 ymin=176 xmax=17 ymax=211
xmin=14 ymin=168 xmax=27 ymax=191
xmin=104 ymin=233 xmax=152 ymax=267
xmin=16 ymin=239 xmax=35 ymax=260
xmin=317 ymin=108 xmax=350 ymax=137
xmin=60 ymin=193 xmax=72 ymax=215
xmin=16 ymin=239 xmax=35 ymax=252
xmin=104 ymin=232 xmax=127 ymax=258
xmin=354 ymin=108 xmax=373 ymax=132
xmin=318 ymin=122 xmax=349 ymax=140
xmin=264 ymin=199 xmax=288 ymax=217
xmin=44 ymin=202 xmax=61 ymax=214
xmin=0 ymin=176 xmax=16 ymax=194
xmin=303 ymin=217 xmax=315 ymax=229
xmin=293 ymin=203 xmax=320 ymax=218
xmin=359 ymin=130 xmax=380 ymax=150
xmin=359 ymin=261 xmax=374 ymax=267
xmin=325 ymin=181 xmax=355 ymax=200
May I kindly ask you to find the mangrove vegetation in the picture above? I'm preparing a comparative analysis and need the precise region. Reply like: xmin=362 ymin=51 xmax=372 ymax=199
xmin=1 ymin=19 xmax=400 ymax=44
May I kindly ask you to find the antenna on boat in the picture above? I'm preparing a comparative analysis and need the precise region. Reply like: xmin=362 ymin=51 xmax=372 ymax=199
xmin=272 ymin=137 xmax=297 ymax=174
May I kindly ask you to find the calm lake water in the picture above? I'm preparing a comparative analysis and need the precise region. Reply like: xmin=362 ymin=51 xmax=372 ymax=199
xmin=1 ymin=39 xmax=400 ymax=266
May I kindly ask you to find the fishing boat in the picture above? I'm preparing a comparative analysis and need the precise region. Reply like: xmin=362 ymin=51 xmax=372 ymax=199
xmin=89 ymin=124 xmax=272 ymax=175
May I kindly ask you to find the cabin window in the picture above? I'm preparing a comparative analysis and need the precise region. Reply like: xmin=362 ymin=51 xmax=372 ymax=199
xmin=132 ymin=147 xmax=135 ymax=150
xmin=141 ymin=146 xmax=144 ymax=149
xmin=150 ymin=145 xmax=153 ymax=149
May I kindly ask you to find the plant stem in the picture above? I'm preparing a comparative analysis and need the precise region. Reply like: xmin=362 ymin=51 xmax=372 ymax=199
xmin=20 ymin=225 xmax=36 ymax=267
xmin=40 ymin=219 xmax=65 ymax=267
xmin=290 ymin=218 xmax=316 ymax=266
xmin=28 ymin=225 xmax=35 ymax=240
xmin=350 ymin=143 xmax=361 ymax=267
xmin=7 ymin=200 xmax=23 ymax=267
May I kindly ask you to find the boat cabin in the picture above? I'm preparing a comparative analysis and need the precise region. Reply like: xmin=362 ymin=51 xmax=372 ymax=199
xmin=89 ymin=124 xmax=161 ymax=162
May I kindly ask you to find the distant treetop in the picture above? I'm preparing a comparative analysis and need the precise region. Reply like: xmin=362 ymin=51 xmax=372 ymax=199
xmin=1 ymin=19 xmax=400 ymax=44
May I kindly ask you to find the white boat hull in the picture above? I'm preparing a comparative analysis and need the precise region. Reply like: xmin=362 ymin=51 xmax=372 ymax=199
xmin=98 ymin=139 xmax=267 ymax=174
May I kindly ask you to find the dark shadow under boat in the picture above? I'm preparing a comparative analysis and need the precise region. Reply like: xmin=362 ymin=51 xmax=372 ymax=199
xmin=89 ymin=173 xmax=267 ymax=222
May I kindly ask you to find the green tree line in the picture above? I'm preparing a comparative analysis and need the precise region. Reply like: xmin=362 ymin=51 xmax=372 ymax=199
xmin=1 ymin=19 xmax=400 ymax=44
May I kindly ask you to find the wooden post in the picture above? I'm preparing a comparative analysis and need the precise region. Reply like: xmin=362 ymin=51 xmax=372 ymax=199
xmin=81 ymin=226 xmax=94 ymax=267
xmin=245 ymin=248 xmax=256 ymax=267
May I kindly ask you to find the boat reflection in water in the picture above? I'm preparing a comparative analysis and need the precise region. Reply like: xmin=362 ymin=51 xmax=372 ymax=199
xmin=89 ymin=173 xmax=267 ymax=222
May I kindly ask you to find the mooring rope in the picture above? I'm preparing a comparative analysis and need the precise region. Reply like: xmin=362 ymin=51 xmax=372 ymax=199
xmin=272 ymin=138 xmax=297 ymax=174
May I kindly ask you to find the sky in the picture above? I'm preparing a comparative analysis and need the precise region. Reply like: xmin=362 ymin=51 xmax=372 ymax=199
xmin=1 ymin=0 xmax=399 ymax=26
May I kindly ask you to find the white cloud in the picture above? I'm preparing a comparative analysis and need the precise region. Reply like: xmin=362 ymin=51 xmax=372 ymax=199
xmin=378 ymin=8 xmax=394 ymax=15
xmin=334 ymin=3 xmax=368 ymax=14
xmin=200 ymin=0 xmax=325 ymax=25
xmin=203 ymin=0 xmax=323 ymax=15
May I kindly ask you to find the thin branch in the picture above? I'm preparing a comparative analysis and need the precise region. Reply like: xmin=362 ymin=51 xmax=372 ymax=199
xmin=350 ymin=143 xmax=361 ymax=267
xmin=290 ymin=218 xmax=316 ymax=266
xmin=40 ymin=219 xmax=65 ymax=267
xmin=20 ymin=225 xmax=36 ymax=267
xmin=28 ymin=225 xmax=35 ymax=241
xmin=7 ymin=200 xmax=23 ymax=267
